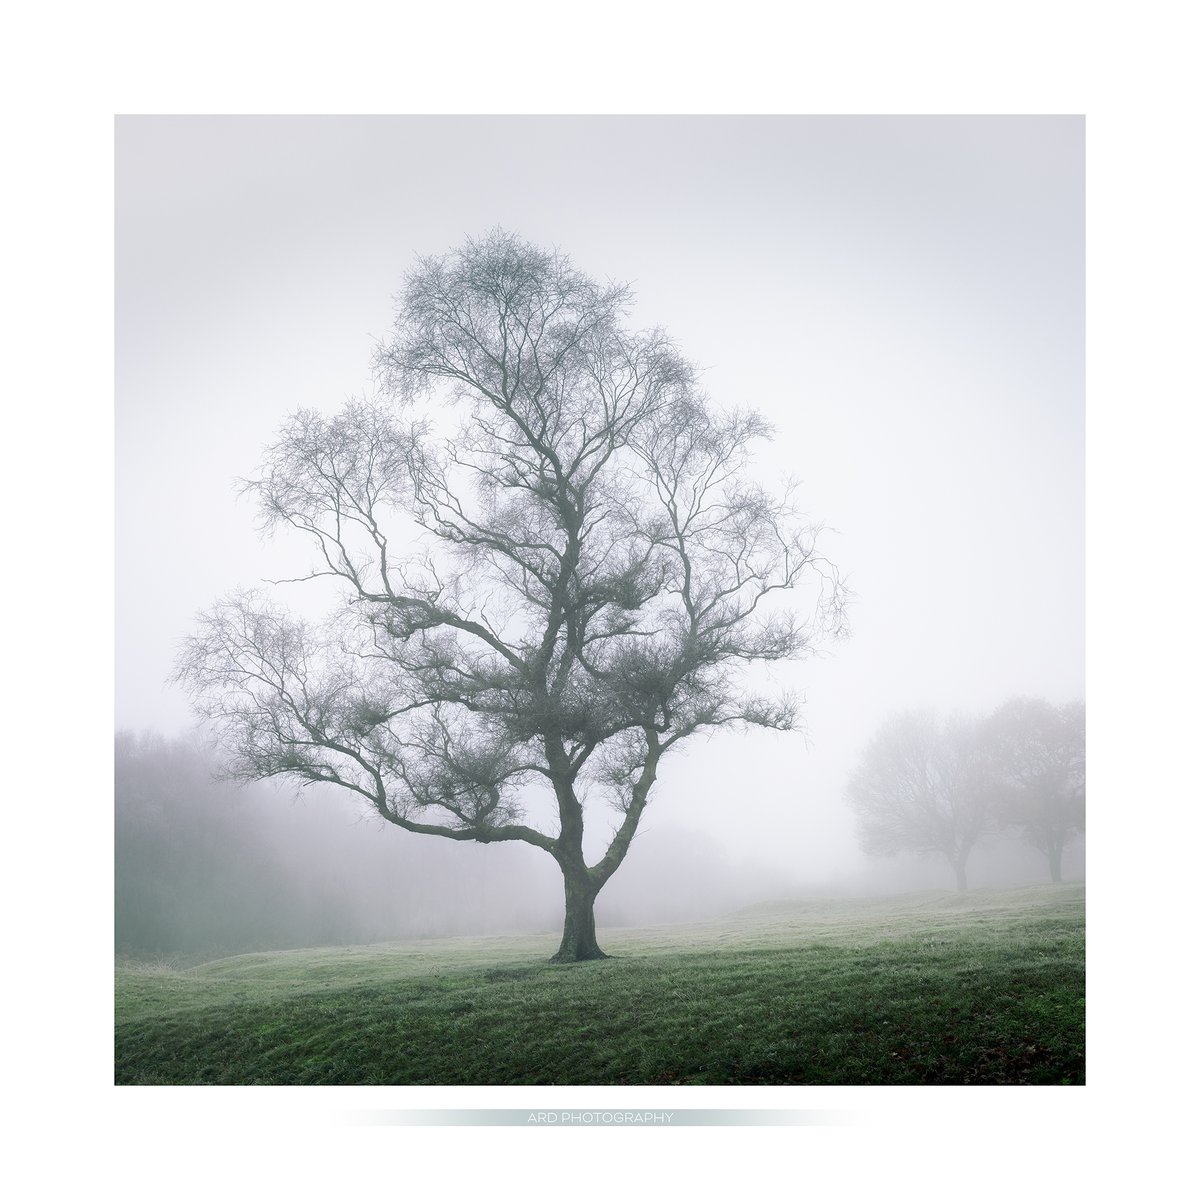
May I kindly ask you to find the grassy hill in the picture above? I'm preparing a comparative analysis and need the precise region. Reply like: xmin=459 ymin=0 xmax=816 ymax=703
xmin=115 ymin=883 xmax=1084 ymax=1085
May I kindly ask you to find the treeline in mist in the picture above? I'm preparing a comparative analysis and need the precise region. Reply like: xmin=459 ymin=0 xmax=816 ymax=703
xmin=115 ymin=731 xmax=555 ymax=957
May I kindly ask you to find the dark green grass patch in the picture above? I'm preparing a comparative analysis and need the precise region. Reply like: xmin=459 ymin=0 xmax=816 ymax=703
xmin=115 ymin=884 xmax=1084 ymax=1085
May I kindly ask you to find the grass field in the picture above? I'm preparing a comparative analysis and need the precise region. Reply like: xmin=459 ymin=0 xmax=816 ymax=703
xmin=115 ymin=883 xmax=1084 ymax=1085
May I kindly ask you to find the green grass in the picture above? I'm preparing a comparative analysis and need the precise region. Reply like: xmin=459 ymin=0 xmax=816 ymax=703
xmin=115 ymin=883 xmax=1084 ymax=1085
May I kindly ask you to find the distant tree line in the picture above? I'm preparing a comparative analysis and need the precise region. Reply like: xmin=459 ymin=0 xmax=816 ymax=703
xmin=116 ymin=733 xmax=369 ymax=956
xmin=115 ymin=732 xmax=566 ymax=958
xmin=845 ymin=698 xmax=1084 ymax=891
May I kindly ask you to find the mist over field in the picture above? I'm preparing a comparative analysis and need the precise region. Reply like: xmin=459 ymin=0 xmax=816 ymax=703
xmin=116 ymin=115 xmax=1083 ymax=961
xmin=116 ymin=731 xmax=1083 ymax=959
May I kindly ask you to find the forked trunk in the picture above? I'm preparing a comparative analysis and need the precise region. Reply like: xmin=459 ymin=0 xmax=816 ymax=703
xmin=552 ymin=867 xmax=606 ymax=962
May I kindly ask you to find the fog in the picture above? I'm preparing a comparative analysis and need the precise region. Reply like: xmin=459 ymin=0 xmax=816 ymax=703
xmin=116 ymin=116 xmax=1082 ymax=955
xmin=115 ymin=732 xmax=1080 ymax=958
xmin=117 ymin=731 xmax=799 ymax=955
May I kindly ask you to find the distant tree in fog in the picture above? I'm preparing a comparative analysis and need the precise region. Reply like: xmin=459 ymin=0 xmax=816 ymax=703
xmin=845 ymin=712 xmax=997 ymax=891
xmin=984 ymin=698 xmax=1084 ymax=883
xmin=175 ymin=230 xmax=846 ymax=962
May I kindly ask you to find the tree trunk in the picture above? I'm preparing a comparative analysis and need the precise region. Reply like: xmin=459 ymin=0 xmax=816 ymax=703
xmin=551 ymin=866 xmax=606 ymax=962
xmin=1048 ymin=842 xmax=1063 ymax=883
xmin=953 ymin=859 xmax=968 ymax=892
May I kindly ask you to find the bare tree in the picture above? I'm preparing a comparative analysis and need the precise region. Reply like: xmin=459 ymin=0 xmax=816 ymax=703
xmin=985 ymin=698 xmax=1084 ymax=883
xmin=176 ymin=231 xmax=844 ymax=961
xmin=845 ymin=712 xmax=995 ymax=892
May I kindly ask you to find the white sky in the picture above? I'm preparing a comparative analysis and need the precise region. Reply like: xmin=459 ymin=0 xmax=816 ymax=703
xmin=116 ymin=115 xmax=1083 ymax=883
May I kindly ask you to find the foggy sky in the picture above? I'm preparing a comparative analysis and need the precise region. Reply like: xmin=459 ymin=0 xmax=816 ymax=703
xmin=116 ymin=116 xmax=1083 ymax=893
